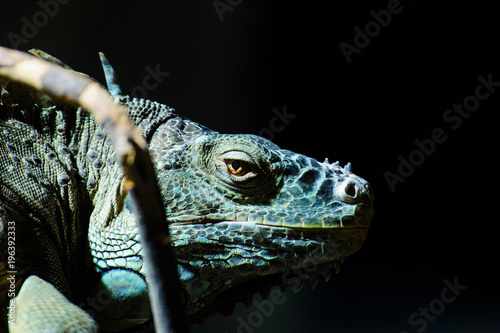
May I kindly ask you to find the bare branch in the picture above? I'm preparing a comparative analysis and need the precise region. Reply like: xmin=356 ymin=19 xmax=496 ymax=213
xmin=0 ymin=46 xmax=188 ymax=333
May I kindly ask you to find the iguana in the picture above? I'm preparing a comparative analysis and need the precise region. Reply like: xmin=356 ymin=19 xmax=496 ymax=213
xmin=0 ymin=47 xmax=374 ymax=332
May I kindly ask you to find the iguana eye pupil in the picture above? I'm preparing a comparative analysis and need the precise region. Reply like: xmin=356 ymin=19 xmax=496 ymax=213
xmin=231 ymin=160 xmax=241 ymax=170
xmin=227 ymin=159 xmax=245 ymax=175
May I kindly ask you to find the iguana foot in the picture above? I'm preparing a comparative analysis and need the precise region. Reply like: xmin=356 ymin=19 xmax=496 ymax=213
xmin=9 ymin=275 xmax=98 ymax=333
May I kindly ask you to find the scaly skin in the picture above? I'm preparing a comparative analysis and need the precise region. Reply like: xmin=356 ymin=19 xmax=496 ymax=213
xmin=0 ymin=52 xmax=373 ymax=332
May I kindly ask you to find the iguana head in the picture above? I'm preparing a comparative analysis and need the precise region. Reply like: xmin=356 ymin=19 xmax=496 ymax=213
xmin=0 ymin=48 xmax=372 ymax=331
xmin=145 ymin=114 xmax=374 ymax=318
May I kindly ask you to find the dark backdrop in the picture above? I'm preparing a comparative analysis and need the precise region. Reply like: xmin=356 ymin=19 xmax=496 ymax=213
xmin=1 ymin=1 xmax=499 ymax=332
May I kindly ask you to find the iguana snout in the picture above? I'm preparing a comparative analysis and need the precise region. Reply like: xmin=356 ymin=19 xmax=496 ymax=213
xmin=334 ymin=166 xmax=373 ymax=205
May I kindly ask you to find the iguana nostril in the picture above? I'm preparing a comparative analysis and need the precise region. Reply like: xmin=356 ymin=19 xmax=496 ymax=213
xmin=345 ymin=182 xmax=356 ymax=197
xmin=335 ymin=176 xmax=374 ymax=205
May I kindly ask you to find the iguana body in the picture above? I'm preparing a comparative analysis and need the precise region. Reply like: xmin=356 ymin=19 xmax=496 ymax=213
xmin=0 ymin=50 xmax=373 ymax=332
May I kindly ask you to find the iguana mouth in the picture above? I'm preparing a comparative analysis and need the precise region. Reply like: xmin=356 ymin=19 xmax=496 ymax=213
xmin=169 ymin=202 xmax=373 ymax=228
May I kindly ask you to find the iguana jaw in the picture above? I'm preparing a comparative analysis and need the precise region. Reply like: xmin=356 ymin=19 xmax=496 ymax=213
xmin=168 ymin=201 xmax=373 ymax=229
xmin=171 ymin=217 xmax=370 ymax=317
xmin=168 ymin=197 xmax=374 ymax=261
xmin=169 ymin=206 xmax=372 ymax=277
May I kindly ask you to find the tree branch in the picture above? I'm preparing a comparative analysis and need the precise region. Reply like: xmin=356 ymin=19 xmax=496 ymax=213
xmin=0 ymin=46 xmax=188 ymax=333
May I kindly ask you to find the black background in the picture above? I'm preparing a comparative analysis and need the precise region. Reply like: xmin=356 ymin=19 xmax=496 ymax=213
xmin=1 ymin=1 xmax=499 ymax=332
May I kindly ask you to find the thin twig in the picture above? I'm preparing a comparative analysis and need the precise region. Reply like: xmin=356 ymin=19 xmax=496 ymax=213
xmin=0 ymin=46 xmax=188 ymax=333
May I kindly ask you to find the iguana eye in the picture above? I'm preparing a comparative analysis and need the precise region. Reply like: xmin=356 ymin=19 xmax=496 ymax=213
xmin=216 ymin=151 xmax=260 ymax=185
xmin=226 ymin=159 xmax=250 ymax=176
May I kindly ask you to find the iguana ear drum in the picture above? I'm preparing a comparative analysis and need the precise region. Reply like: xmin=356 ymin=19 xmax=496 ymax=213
xmin=91 ymin=269 xmax=152 ymax=332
